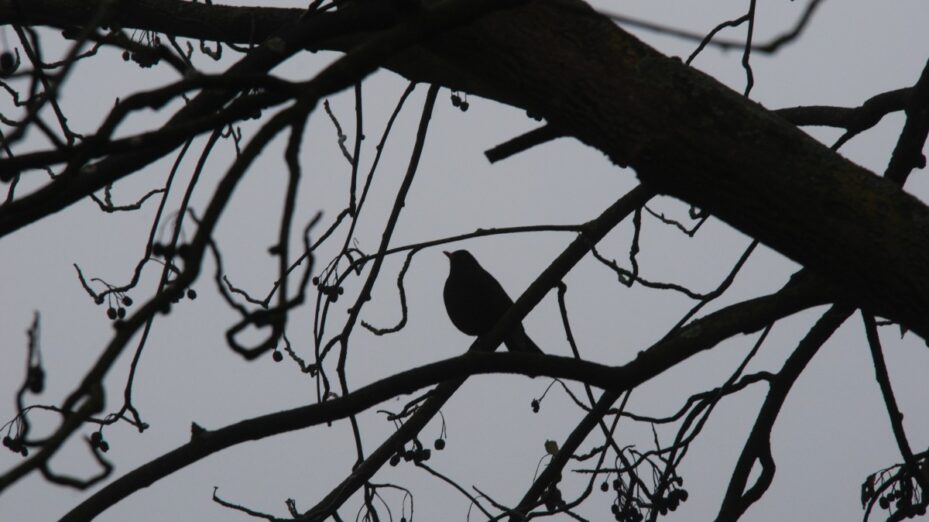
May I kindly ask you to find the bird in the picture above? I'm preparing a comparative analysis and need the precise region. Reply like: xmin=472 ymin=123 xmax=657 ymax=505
xmin=442 ymin=250 xmax=543 ymax=354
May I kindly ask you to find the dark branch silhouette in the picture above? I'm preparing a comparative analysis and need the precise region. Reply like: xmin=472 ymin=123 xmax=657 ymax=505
xmin=0 ymin=1 xmax=926 ymax=521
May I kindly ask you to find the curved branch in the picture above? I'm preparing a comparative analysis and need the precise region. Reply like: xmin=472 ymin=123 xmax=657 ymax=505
xmin=61 ymin=269 xmax=828 ymax=522
xmin=862 ymin=314 xmax=929 ymax=496
xmin=716 ymin=305 xmax=852 ymax=521
xmin=507 ymin=272 xmax=832 ymax=521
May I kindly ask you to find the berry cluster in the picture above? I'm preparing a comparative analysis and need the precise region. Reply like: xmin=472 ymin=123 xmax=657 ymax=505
xmin=610 ymin=501 xmax=641 ymax=522
xmin=389 ymin=447 xmax=431 ymax=466
xmin=450 ymin=92 xmax=470 ymax=112
xmin=863 ymin=467 xmax=927 ymax=518
xmin=652 ymin=486 xmax=688 ymax=516
xmin=312 ymin=277 xmax=344 ymax=302
xmin=602 ymin=475 xmax=688 ymax=521
xmin=2 ymin=435 xmax=28 ymax=457
xmin=604 ymin=478 xmax=642 ymax=522
xmin=389 ymin=438 xmax=444 ymax=466
xmin=877 ymin=485 xmax=925 ymax=517
xmin=90 ymin=431 xmax=110 ymax=453
xmin=175 ymin=289 xmax=198 ymax=302
xmin=97 ymin=294 xmax=133 ymax=321
xmin=120 ymin=36 xmax=161 ymax=68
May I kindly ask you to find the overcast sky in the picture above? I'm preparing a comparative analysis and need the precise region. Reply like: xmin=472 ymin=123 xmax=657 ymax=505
xmin=2 ymin=1 xmax=929 ymax=521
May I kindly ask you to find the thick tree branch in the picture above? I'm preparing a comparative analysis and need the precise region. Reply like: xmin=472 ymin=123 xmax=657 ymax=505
xmin=395 ymin=0 xmax=929 ymax=338
xmin=3 ymin=0 xmax=929 ymax=338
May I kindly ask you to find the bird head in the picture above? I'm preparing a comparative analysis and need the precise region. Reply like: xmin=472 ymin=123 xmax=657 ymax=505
xmin=443 ymin=249 xmax=478 ymax=268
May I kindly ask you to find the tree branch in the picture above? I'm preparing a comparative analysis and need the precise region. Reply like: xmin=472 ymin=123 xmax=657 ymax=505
xmin=716 ymin=305 xmax=852 ymax=521
xmin=4 ymin=0 xmax=929 ymax=338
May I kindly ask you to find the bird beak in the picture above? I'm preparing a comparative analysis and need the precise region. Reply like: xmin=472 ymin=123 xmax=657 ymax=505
xmin=443 ymin=251 xmax=452 ymax=259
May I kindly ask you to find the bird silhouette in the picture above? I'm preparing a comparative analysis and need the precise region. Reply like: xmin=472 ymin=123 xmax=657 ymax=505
xmin=443 ymin=250 xmax=542 ymax=353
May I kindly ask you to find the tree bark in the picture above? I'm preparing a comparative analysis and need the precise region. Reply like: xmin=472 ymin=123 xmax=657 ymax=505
xmin=2 ymin=0 xmax=928 ymax=337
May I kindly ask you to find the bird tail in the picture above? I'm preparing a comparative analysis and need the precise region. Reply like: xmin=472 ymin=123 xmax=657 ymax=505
xmin=505 ymin=327 xmax=543 ymax=354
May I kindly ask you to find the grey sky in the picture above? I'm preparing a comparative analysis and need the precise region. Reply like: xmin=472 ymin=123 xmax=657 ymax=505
xmin=2 ymin=1 xmax=928 ymax=521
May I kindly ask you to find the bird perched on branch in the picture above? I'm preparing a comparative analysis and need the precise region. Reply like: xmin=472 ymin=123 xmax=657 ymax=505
xmin=442 ymin=250 xmax=543 ymax=353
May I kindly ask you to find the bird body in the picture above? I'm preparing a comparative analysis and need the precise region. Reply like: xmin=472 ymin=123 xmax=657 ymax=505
xmin=443 ymin=250 xmax=542 ymax=353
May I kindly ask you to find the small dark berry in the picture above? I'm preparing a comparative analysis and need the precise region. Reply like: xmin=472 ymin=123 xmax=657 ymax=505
xmin=531 ymin=399 xmax=540 ymax=412
xmin=434 ymin=438 xmax=445 ymax=450
xmin=99 ymin=441 xmax=109 ymax=452
xmin=186 ymin=289 xmax=197 ymax=300
xmin=122 ymin=296 xmax=133 ymax=306
xmin=107 ymin=307 xmax=118 ymax=320
xmin=121 ymin=50 xmax=131 ymax=61
xmin=601 ymin=482 xmax=609 ymax=492
xmin=95 ymin=295 xmax=105 ymax=305
xmin=0 ymin=52 xmax=15 ymax=74
xmin=678 ymin=490 xmax=688 ymax=502
xmin=337 ymin=287 xmax=344 ymax=295
xmin=420 ymin=449 xmax=431 ymax=461
xmin=152 ymin=243 xmax=164 ymax=256
xmin=117 ymin=307 xmax=126 ymax=319
xmin=2 ymin=436 xmax=10 ymax=447
xmin=20 ymin=447 xmax=28 ymax=457
xmin=389 ymin=454 xmax=401 ymax=466
xmin=312 ymin=276 xmax=319 ymax=285
xmin=330 ymin=293 xmax=339 ymax=303
xmin=272 ymin=351 xmax=283 ymax=362
xmin=451 ymin=94 xmax=461 ymax=107
xmin=460 ymin=101 xmax=470 ymax=111
xmin=611 ymin=504 xmax=619 ymax=514
xmin=91 ymin=432 xmax=103 ymax=444
xmin=403 ymin=450 xmax=414 ymax=461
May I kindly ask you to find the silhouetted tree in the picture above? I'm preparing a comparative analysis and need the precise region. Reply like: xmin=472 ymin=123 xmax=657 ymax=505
xmin=1 ymin=1 xmax=927 ymax=521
